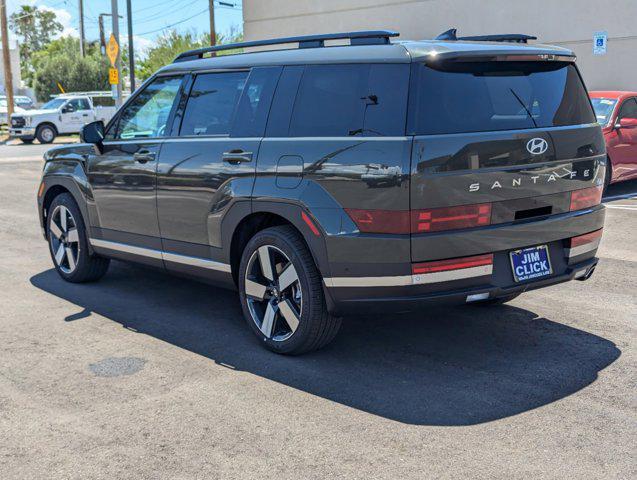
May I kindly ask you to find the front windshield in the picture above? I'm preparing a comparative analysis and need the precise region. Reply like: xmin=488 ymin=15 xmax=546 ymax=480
xmin=41 ymin=98 xmax=66 ymax=110
xmin=590 ymin=98 xmax=618 ymax=126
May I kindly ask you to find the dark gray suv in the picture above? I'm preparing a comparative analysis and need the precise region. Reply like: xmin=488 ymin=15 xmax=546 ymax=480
xmin=37 ymin=30 xmax=606 ymax=354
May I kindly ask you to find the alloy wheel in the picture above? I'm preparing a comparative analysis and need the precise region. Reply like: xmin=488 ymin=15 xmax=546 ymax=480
xmin=49 ymin=205 xmax=80 ymax=274
xmin=41 ymin=127 xmax=54 ymax=143
xmin=244 ymin=245 xmax=302 ymax=342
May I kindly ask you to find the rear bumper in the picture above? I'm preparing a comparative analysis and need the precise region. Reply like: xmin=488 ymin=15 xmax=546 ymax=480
xmin=322 ymin=206 xmax=605 ymax=315
xmin=327 ymin=256 xmax=597 ymax=315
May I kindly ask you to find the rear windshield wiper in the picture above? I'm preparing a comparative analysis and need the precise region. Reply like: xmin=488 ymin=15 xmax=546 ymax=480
xmin=509 ymin=88 xmax=538 ymax=128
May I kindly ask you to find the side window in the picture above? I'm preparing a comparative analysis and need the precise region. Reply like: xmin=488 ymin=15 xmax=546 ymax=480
xmin=180 ymin=71 xmax=248 ymax=136
xmin=230 ymin=66 xmax=282 ymax=138
xmin=65 ymin=99 xmax=81 ymax=112
xmin=618 ymin=98 xmax=637 ymax=120
xmin=77 ymin=98 xmax=91 ymax=110
xmin=287 ymin=64 xmax=409 ymax=137
xmin=117 ymin=76 xmax=183 ymax=140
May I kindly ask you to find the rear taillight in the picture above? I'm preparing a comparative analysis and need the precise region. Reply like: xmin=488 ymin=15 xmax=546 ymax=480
xmin=346 ymin=203 xmax=492 ymax=235
xmin=568 ymin=229 xmax=603 ymax=248
xmin=569 ymin=186 xmax=603 ymax=211
xmin=412 ymin=254 xmax=494 ymax=275
xmin=344 ymin=209 xmax=410 ymax=234
xmin=411 ymin=204 xmax=492 ymax=233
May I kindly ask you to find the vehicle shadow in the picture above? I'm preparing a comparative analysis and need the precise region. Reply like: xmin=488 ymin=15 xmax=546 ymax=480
xmin=603 ymin=178 xmax=637 ymax=201
xmin=30 ymin=263 xmax=620 ymax=426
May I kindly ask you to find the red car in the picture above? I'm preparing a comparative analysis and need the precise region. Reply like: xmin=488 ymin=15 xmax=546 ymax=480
xmin=589 ymin=91 xmax=637 ymax=186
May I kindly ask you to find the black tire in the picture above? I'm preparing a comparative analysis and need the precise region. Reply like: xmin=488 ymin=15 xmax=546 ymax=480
xmin=36 ymin=124 xmax=56 ymax=144
xmin=20 ymin=138 xmax=34 ymax=144
xmin=238 ymin=225 xmax=341 ymax=355
xmin=46 ymin=193 xmax=110 ymax=283
xmin=604 ymin=157 xmax=612 ymax=193
xmin=473 ymin=293 xmax=521 ymax=306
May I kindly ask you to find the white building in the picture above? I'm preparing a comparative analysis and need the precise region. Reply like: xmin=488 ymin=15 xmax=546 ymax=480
xmin=243 ymin=0 xmax=637 ymax=91
xmin=0 ymin=47 xmax=22 ymax=95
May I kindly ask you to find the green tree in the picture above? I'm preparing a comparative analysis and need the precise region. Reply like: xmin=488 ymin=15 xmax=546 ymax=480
xmin=10 ymin=5 xmax=63 ymax=85
xmin=32 ymin=37 xmax=110 ymax=102
xmin=136 ymin=29 xmax=243 ymax=82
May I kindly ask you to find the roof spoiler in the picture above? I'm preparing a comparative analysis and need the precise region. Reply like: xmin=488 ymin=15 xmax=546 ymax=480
xmin=174 ymin=30 xmax=400 ymax=63
xmin=435 ymin=28 xmax=537 ymax=44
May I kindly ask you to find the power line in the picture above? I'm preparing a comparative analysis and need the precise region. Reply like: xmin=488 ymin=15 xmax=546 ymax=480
xmin=137 ymin=6 xmax=210 ymax=36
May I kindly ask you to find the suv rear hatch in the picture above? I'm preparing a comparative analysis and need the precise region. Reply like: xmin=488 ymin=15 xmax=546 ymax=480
xmin=408 ymin=58 xmax=605 ymax=263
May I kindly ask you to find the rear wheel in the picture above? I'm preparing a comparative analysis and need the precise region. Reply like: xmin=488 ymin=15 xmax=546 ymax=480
xmin=36 ymin=124 xmax=56 ymax=144
xmin=47 ymin=193 xmax=110 ymax=283
xmin=238 ymin=226 xmax=341 ymax=355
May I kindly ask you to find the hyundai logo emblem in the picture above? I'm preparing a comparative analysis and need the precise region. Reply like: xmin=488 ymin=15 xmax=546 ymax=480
xmin=526 ymin=138 xmax=549 ymax=155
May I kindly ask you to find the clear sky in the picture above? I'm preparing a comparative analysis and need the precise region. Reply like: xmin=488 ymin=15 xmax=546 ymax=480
xmin=6 ymin=0 xmax=244 ymax=53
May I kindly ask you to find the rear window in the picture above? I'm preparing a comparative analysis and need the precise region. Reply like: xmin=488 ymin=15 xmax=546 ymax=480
xmin=287 ymin=64 xmax=409 ymax=137
xmin=408 ymin=61 xmax=596 ymax=135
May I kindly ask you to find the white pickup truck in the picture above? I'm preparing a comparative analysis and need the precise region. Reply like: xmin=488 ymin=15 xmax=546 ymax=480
xmin=9 ymin=93 xmax=118 ymax=144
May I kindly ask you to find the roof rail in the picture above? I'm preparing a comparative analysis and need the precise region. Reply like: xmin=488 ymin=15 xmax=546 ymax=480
xmin=173 ymin=30 xmax=400 ymax=63
xmin=435 ymin=28 xmax=537 ymax=44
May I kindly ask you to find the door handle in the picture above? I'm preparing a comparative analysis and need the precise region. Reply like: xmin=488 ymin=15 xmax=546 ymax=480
xmin=134 ymin=150 xmax=156 ymax=164
xmin=222 ymin=150 xmax=253 ymax=165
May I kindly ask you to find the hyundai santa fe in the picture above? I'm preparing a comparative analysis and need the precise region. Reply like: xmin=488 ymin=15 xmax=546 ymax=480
xmin=37 ymin=30 xmax=606 ymax=354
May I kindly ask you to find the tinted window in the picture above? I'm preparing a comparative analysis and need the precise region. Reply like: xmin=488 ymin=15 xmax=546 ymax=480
xmin=68 ymin=98 xmax=91 ymax=110
xmin=230 ymin=66 xmax=281 ymax=137
xmin=287 ymin=64 xmax=409 ymax=137
xmin=117 ymin=76 xmax=182 ymax=139
xmin=180 ymin=71 xmax=248 ymax=136
xmin=618 ymin=98 xmax=637 ymax=120
xmin=408 ymin=61 xmax=596 ymax=135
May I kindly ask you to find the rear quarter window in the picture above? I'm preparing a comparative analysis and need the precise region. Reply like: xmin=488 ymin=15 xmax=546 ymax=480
xmin=408 ymin=61 xmax=596 ymax=135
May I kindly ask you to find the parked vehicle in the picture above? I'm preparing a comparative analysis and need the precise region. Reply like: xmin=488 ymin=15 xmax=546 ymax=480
xmin=590 ymin=91 xmax=637 ymax=186
xmin=0 ymin=95 xmax=35 ymax=110
xmin=10 ymin=93 xmax=118 ymax=144
xmin=37 ymin=30 xmax=606 ymax=354
xmin=0 ymin=99 xmax=25 ymax=125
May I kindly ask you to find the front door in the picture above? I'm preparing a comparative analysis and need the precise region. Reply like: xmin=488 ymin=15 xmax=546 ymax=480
xmin=156 ymin=67 xmax=281 ymax=277
xmin=611 ymin=97 xmax=637 ymax=181
xmin=87 ymin=75 xmax=184 ymax=260
xmin=60 ymin=98 xmax=91 ymax=133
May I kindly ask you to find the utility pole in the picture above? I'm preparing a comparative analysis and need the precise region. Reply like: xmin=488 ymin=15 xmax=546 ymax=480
xmin=126 ymin=0 xmax=135 ymax=92
xmin=111 ymin=0 xmax=122 ymax=106
xmin=99 ymin=14 xmax=106 ymax=54
xmin=0 ymin=0 xmax=14 ymax=118
xmin=78 ymin=0 xmax=85 ymax=57
xmin=208 ymin=0 xmax=216 ymax=49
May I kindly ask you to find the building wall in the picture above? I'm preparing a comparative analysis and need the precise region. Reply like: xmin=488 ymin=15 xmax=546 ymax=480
xmin=243 ymin=0 xmax=637 ymax=91
xmin=0 ymin=48 xmax=23 ymax=95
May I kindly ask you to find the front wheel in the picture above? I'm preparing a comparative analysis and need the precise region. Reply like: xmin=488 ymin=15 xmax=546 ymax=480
xmin=47 ymin=193 xmax=110 ymax=283
xmin=238 ymin=226 xmax=341 ymax=355
xmin=36 ymin=124 xmax=56 ymax=144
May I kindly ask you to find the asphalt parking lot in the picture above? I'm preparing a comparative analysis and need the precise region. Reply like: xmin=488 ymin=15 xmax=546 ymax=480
xmin=0 ymin=142 xmax=635 ymax=479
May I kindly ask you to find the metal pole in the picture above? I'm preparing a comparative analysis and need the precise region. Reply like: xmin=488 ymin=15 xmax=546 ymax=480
xmin=208 ymin=0 xmax=216 ymax=50
xmin=78 ymin=0 xmax=85 ymax=57
xmin=111 ymin=0 xmax=122 ymax=106
xmin=126 ymin=0 xmax=135 ymax=92
xmin=99 ymin=14 xmax=106 ymax=55
xmin=0 ymin=0 xmax=14 ymax=118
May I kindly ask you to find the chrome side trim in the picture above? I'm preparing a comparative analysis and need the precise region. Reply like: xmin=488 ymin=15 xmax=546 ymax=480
xmin=566 ymin=238 xmax=601 ymax=258
xmin=89 ymin=238 xmax=231 ymax=273
xmin=324 ymin=264 xmax=493 ymax=288
xmin=162 ymin=251 xmax=232 ymax=272
xmin=89 ymin=238 xmax=163 ymax=259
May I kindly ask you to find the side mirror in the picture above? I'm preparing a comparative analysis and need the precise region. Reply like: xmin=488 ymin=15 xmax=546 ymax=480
xmin=81 ymin=121 xmax=105 ymax=154
xmin=617 ymin=118 xmax=637 ymax=129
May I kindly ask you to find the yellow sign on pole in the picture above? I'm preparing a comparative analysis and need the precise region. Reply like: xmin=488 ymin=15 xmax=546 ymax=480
xmin=106 ymin=34 xmax=119 ymax=67
xmin=109 ymin=68 xmax=119 ymax=85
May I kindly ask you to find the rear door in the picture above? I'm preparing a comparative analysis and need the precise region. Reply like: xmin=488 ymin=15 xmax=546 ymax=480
xmin=407 ymin=60 xmax=604 ymax=262
xmin=156 ymin=66 xmax=281 ymax=277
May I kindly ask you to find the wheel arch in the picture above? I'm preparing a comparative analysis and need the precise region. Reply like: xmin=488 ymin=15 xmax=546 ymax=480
xmin=225 ymin=202 xmax=336 ymax=311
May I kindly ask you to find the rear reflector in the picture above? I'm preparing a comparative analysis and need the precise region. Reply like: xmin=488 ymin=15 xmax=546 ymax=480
xmin=569 ymin=185 xmax=603 ymax=211
xmin=412 ymin=203 xmax=492 ymax=233
xmin=569 ymin=229 xmax=603 ymax=248
xmin=412 ymin=253 xmax=494 ymax=275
